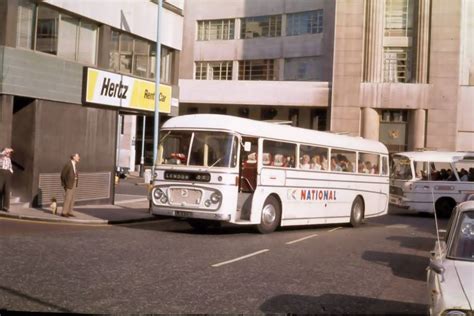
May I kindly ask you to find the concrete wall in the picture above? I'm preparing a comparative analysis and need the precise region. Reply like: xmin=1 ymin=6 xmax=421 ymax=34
xmin=11 ymin=99 xmax=117 ymax=206
xmin=426 ymin=0 xmax=461 ymax=151
xmin=44 ymin=0 xmax=183 ymax=50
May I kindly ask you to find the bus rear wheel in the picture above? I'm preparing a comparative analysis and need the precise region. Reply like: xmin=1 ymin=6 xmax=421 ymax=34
xmin=350 ymin=196 xmax=364 ymax=227
xmin=435 ymin=198 xmax=456 ymax=218
xmin=256 ymin=196 xmax=281 ymax=234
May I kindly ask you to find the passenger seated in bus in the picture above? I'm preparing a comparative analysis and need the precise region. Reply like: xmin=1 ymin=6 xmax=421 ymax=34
xmin=447 ymin=169 xmax=457 ymax=181
xmin=459 ymin=169 xmax=469 ymax=181
xmin=262 ymin=153 xmax=272 ymax=166
xmin=311 ymin=155 xmax=322 ymax=170
xmin=300 ymin=154 xmax=311 ymax=169
xmin=331 ymin=157 xmax=342 ymax=172
xmin=362 ymin=161 xmax=372 ymax=174
xmin=321 ymin=155 xmax=328 ymax=170
xmin=273 ymin=154 xmax=288 ymax=167
xmin=286 ymin=155 xmax=295 ymax=168
xmin=431 ymin=170 xmax=441 ymax=181
xmin=468 ymin=168 xmax=474 ymax=181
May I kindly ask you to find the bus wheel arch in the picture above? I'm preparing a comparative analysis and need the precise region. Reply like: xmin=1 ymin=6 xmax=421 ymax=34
xmin=435 ymin=197 xmax=456 ymax=218
xmin=256 ymin=194 xmax=281 ymax=234
xmin=350 ymin=195 xmax=365 ymax=227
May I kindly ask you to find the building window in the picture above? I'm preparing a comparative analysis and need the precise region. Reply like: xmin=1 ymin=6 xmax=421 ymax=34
xmin=239 ymin=59 xmax=276 ymax=80
xmin=383 ymin=47 xmax=412 ymax=83
xmin=195 ymin=61 xmax=233 ymax=80
xmin=311 ymin=109 xmax=327 ymax=131
xmin=261 ymin=108 xmax=278 ymax=120
xmin=16 ymin=0 xmax=36 ymax=49
xmin=241 ymin=15 xmax=281 ymax=39
xmin=197 ymin=19 xmax=235 ymax=41
xmin=286 ymin=10 xmax=323 ymax=36
xmin=384 ymin=0 xmax=415 ymax=37
xmin=210 ymin=107 xmax=227 ymax=114
xmin=35 ymin=6 xmax=59 ymax=55
xmin=379 ymin=110 xmax=408 ymax=153
xmin=30 ymin=5 xmax=98 ymax=64
xmin=284 ymin=56 xmax=322 ymax=81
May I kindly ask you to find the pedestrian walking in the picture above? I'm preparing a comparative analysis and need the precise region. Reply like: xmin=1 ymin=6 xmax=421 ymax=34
xmin=0 ymin=148 xmax=14 ymax=212
xmin=60 ymin=153 xmax=80 ymax=217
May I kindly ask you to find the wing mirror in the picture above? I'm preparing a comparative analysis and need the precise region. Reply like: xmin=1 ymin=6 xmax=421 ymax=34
xmin=429 ymin=260 xmax=445 ymax=275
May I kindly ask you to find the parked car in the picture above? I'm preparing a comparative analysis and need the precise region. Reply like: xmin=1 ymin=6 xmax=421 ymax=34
xmin=427 ymin=201 xmax=474 ymax=315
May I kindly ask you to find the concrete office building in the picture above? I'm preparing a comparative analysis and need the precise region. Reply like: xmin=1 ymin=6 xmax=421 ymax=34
xmin=0 ymin=0 xmax=183 ymax=207
xmin=179 ymin=0 xmax=335 ymax=130
xmin=179 ymin=0 xmax=473 ymax=152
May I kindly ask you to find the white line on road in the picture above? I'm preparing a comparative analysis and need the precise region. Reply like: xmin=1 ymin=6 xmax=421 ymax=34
xmin=285 ymin=233 xmax=318 ymax=245
xmin=328 ymin=227 xmax=342 ymax=232
xmin=211 ymin=249 xmax=270 ymax=267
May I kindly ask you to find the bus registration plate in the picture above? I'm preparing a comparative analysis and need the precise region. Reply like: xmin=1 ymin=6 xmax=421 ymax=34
xmin=175 ymin=210 xmax=193 ymax=218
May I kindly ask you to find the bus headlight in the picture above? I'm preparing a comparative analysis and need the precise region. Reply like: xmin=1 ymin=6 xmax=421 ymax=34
xmin=210 ymin=192 xmax=221 ymax=204
xmin=204 ymin=200 xmax=211 ymax=207
xmin=153 ymin=188 xmax=164 ymax=200
xmin=160 ymin=196 xmax=168 ymax=204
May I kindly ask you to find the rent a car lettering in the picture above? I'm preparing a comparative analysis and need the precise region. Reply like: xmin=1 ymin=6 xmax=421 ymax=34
xmin=100 ymin=77 xmax=129 ymax=99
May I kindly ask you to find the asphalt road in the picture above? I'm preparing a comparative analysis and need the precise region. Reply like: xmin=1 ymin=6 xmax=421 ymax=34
xmin=0 ymin=208 xmax=446 ymax=314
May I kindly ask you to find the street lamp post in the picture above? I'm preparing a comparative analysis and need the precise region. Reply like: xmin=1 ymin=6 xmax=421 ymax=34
xmin=152 ymin=0 xmax=162 ymax=182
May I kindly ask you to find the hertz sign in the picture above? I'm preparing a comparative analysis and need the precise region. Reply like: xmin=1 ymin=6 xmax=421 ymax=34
xmin=83 ymin=67 xmax=171 ymax=113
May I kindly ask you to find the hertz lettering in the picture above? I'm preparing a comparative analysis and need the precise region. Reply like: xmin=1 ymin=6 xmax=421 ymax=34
xmin=100 ymin=78 xmax=129 ymax=99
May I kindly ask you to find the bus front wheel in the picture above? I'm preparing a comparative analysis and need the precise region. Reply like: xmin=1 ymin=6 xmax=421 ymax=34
xmin=256 ymin=196 xmax=281 ymax=234
xmin=350 ymin=196 xmax=364 ymax=227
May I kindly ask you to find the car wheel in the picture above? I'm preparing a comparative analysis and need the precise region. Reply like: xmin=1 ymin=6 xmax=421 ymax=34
xmin=256 ymin=196 xmax=281 ymax=234
xmin=350 ymin=196 xmax=364 ymax=227
xmin=435 ymin=198 xmax=456 ymax=218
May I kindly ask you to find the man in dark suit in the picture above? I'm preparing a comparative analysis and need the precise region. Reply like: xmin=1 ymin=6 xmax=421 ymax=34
xmin=60 ymin=153 xmax=80 ymax=217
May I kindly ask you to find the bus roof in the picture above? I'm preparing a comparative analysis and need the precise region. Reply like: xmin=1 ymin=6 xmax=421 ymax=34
xmin=393 ymin=151 xmax=474 ymax=163
xmin=162 ymin=114 xmax=388 ymax=154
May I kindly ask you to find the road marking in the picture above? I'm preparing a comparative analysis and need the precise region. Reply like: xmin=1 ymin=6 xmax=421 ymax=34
xmin=328 ymin=227 xmax=342 ymax=232
xmin=387 ymin=224 xmax=410 ymax=229
xmin=438 ymin=229 xmax=446 ymax=233
xmin=285 ymin=233 xmax=318 ymax=245
xmin=211 ymin=249 xmax=269 ymax=267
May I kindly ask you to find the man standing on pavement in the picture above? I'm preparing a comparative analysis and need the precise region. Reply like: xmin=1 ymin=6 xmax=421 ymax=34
xmin=0 ymin=148 xmax=14 ymax=212
xmin=60 ymin=153 xmax=80 ymax=217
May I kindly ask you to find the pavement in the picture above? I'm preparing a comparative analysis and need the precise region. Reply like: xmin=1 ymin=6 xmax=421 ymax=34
xmin=0 ymin=174 xmax=160 ymax=225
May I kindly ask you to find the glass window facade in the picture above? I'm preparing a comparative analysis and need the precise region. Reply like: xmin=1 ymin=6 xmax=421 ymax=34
xmin=384 ymin=0 xmax=414 ymax=37
xmin=16 ymin=0 xmax=36 ymax=49
xmin=286 ymin=10 xmax=323 ymax=36
xmin=284 ymin=56 xmax=322 ymax=81
xmin=383 ymin=47 xmax=412 ymax=83
xmin=241 ymin=15 xmax=281 ymax=39
xmin=195 ymin=61 xmax=233 ymax=80
xmin=239 ymin=59 xmax=276 ymax=80
xmin=197 ymin=19 xmax=235 ymax=41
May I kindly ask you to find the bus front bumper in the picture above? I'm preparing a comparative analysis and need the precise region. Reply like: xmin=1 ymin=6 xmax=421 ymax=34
xmin=151 ymin=207 xmax=231 ymax=221
xmin=389 ymin=196 xmax=409 ymax=209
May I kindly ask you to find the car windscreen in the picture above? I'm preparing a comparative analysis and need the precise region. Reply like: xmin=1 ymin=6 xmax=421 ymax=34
xmin=449 ymin=210 xmax=474 ymax=261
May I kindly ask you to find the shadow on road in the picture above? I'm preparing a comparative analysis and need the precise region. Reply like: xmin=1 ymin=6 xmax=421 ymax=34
xmin=259 ymin=293 xmax=427 ymax=314
xmin=362 ymin=251 xmax=428 ymax=281
xmin=386 ymin=235 xmax=436 ymax=252
xmin=0 ymin=285 xmax=72 ymax=313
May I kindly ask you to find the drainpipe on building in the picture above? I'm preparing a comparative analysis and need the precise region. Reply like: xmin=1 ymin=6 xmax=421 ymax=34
xmin=152 ymin=0 xmax=162 ymax=183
